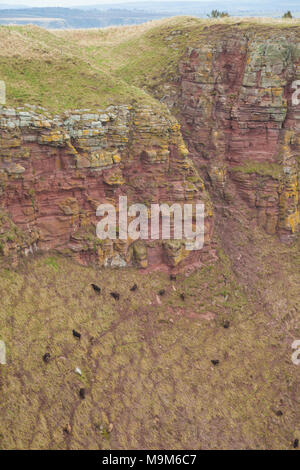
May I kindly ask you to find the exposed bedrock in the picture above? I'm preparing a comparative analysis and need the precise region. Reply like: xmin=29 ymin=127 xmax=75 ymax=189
xmin=0 ymin=104 xmax=214 ymax=269
xmin=166 ymin=32 xmax=300 ymax=244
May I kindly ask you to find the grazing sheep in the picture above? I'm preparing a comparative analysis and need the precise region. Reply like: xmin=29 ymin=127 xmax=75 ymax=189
xmin=130 ymin=284 xmax=138 ymax=292
xmin=91 ymin=284 xmax=101 ymax=293
xmin=211 ymin=360 xmax=219 ymax=366
xmin=79 ymin=388 xmax=86 ymax=399
xmin=110 ymin=292 xmax=120 ymax=300
xmin=159 ymin=289 xmax=165 ymax=296
xmin=43 ymin=353 xmax=51 ymax=364
xmin=72 ymin=329 xmax=81 ymax=339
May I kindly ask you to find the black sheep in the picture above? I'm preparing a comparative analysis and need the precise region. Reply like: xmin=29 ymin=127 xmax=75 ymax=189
xmin=211 ymin=360 xmax=219 ymax=366
xmin=91 ymin=284 xmax=101 ymax=293
xmin=43 ymin=353 xmax=51 ymax=364
xmin=72 ymin=329 xmax=81 ymax=339
xmin=130 ymin=284 xmax=138 ymax=292
xmin=110 ymin=292 xmax=120 ymax=301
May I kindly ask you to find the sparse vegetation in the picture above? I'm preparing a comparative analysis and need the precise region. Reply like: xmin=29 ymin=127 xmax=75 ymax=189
xmin=230 ymin=161 xmax=283 ymax=179
xmin=207 ymin=10 xmax=229 ymax=18
xmin=282 ymin=11 xmax=293 ymax=19
xmin=0 ymin=239 xmax=299 ymax=449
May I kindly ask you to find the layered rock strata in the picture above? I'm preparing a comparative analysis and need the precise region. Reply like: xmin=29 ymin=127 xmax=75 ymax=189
xmin=0 ymin=104 xmax=213 ymax=268
xmin=168 ymin=31 xmax=300 ymax=242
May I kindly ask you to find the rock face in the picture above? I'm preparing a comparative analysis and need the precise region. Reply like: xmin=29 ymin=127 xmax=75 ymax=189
xmin=0 ymin=104 xmax=213 ymax=269
xmin=1 ymin=26 xmax=300 ymax=269
xmin=167 ymin=28 xmax=300 ymax=243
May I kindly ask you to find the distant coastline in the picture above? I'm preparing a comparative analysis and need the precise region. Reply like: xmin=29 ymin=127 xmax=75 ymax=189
xmin=0 ymin=2 xmax=299 ymax=29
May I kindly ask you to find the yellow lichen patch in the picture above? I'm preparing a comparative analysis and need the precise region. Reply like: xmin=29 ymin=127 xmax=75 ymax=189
xmin=97 ymin=246 xmax=104 ymax=266
xmin=0 ymin=137 xmax=21 ymax=150
xmin=163 ymin=240 xmax=189 ymax=267
xmin=38 ymin=132 xmax=68 ymax=146
xmin=112 ymin=154 xmax=121 ymax=164
xmin=286 ymin=209 xmax=300 ymax=233
xmin=90 ymin=152 xmax=113 ymax=168
xmin=206 ymin=207 xmax=213 ymax=217
xmin=178 ymin=144 xmax=189 ymax=157
xmin=171 ymin=123 xmax=181 ymax=132
xmin=272 ymin=87 xmax=283 ymax=97
xmin=210 ymin=166 xmax=227 ymax=189
xmin=34 ymin=120 xmax=52 ymax=129
xmin=279 ymin=173 xmax=300 ymax=233
xmin=66 ymin=141 xmax=78 ymax=156
xmin=183 ymin=181 xmax=198 ymax=198
xmin=80 ymin=212 xmax=91 ymax=228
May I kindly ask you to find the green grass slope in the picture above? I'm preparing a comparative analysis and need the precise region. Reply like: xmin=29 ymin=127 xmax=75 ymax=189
xmin=0 ymin=25 xmax=157 ymax=112
xmin=2 ymin=18 xmax=300 ymax=113
xmin=56 ymin=16 xmax=300 ymax=99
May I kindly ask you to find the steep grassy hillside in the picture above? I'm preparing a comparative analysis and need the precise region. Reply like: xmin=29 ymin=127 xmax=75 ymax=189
xmin=0 ymin=232 xmax=299 ymax=449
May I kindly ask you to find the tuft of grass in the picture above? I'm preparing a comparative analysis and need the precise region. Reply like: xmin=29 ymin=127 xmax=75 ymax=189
xmin=230 ymin=161 xmax=283 ymax=179
xmin=44 ymin=256 xmax=59 ymax=271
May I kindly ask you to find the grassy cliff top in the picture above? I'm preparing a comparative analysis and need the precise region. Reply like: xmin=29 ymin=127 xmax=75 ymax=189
xmin=56 ymin=16 xmax=300 ymax=97
xmin=1 ymin=17 xmax=300 ymax=113
xmin=0 ymin=24 xmax=158 ymax=113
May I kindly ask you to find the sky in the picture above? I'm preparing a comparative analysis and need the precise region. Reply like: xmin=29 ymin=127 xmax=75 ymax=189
xmin=0 ymin=0 xmax=214 ymax=5
xmin=1 ymin=0 xmax=218 ymax=6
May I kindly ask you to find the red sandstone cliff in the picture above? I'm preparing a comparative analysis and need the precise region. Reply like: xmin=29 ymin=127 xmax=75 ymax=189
xmin=0 ymin=104 xmax=213 ymax=269
xmin=163 ymin=27 xmax=300 ymax=244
